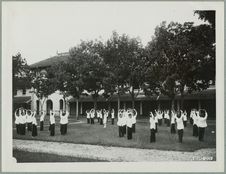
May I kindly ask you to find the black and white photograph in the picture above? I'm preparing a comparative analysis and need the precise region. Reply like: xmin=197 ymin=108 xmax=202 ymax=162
xmin=1 ymin=1 xmax=224 ymax=172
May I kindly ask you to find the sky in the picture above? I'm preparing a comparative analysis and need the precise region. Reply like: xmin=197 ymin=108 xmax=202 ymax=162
xmin=3 ymin=1 xmax=210 ymax=65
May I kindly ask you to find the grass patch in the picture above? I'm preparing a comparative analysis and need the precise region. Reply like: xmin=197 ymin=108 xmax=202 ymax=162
xmin=13 ymin=117 xmax=216 ymax=152
xmin=13 ymin=149 xmax=108 ymax=162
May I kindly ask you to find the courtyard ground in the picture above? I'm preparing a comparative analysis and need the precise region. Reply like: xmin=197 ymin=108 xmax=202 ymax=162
xmin=13 ymin=117 xmax=216 ymax=152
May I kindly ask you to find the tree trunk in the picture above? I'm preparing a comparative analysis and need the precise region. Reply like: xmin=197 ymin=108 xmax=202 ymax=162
xmin=63 ymin=97 xmax=67 ymax=113
xmin=76 ymin=98 xmax=79 ymax=120
xmin=117 ymin=94 xmax=120 ymax=113
xmin=131 ymin=89 xmax=135 ymax=109
xmin=93 ymin=97 xmax=97 ymax=117
xmin=180 ymin=89 xmax=184 ymax=111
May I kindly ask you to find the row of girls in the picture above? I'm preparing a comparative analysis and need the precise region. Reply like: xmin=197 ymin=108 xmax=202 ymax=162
xmin=14 ymin=108 xmax=38 ymax=137
xmin=14 ymin=108 xmax=69 ymax=137
xmin=86 ymin=108 xmax=116 ymax=128
xmin=149 ymin=109 xmax=208 ymax=143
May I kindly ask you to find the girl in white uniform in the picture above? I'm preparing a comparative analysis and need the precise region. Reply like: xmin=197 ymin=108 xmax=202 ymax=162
xmin=40 ymin=111 xmax=45 ymax=131
xmin=117 ymin=110 xmax=123 ymax=137
xmin=14 ymin=109 xmax=20 ymax=134
xmin=126 ymin=111 xmax=133 ymax=140
xmin=86 ymin=110 xmax=90 ymax=124
xmin=103 ymin=109 xmax=108 ymax=128
xmin=182 ymin=110 xmax=187 ymax=127
xmin=31 ymin=111 xmax=38 ymax=137
xmin=49 ymin=110 xmax=55 ymax=136
xmin=132 ymin=109 xmax=137 ymax=133
xmin=170 ymin=110 xmax=176 ymax=134
xmin=90 ymin=109 xmax=95 ymax=124
xmin=198 ymin=109 xmax=208 ymax=141
xmin=20 ymin=109 xmax=27 ymax=135
xmin=192 ymin=110 xmax=199 ymax=137
xmin=164 ymin=110 xmax=170 ymax=127
xmin=26 ymin=110 xmax=33 ymax=132
xmin=149 ymin=112 xmax=156 ymax=142
xmin=175 ymin=110 xmax=184 ymax=143
xmin=122 ymin=109 xmax=127 ymax=135
xmin=60 ymin=110 xmax=69 ymax=135
xmin=111 ymin=109 xmax=115 ymax=125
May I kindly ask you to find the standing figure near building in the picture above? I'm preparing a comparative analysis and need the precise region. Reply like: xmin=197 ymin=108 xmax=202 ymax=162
xmin=182 ymin=110 xmax=187 ymax=127
xmin=164 ymin=110 xmax=170 ymax=127
xmin=122 ymin=109 xmax=127 ymax=135
xmin=111 ymin=109 xmax=115 ymax=125
xmin=132 ymin=108 xmax=137 ymax=133
xmin=189 ymin=109 xmax=194 ymax=125
xmin=100 ymin=109 xmax=103 ymax=125
xmin=103 ymin=109 xmax=108 ymax=128
xmin=31 ymin=110 xmax=38 ymax=137
xmin=26 ymin=110 xmax=33 ymax=132
xmin=14 ymin=109 xmax=20 ymax=134
xmin=90 ymin=109 xmax=95 ymax=124
xmin=117 ymin=110 xmax=123 ymax=137
xmin=60 ymin=110 xmax=69 ymax=135
xmin=97 ymin=110 xmax=100 ymax=123
xmin=170 ymin=110 xmax=176 ymax=134
xmin=149 ymin=111 xmax=156 ymax=143
xmin=126 ymin=111 xmax=133 ymax=140
xmin=49 ymin=110 xmax=55 ymax=136
xmin=175 ymin=110 xmax=184 ymax=143
xmin=40 ymin=111 xmax=45 ymax=131
xmin=198 ymin=109 xmax=208 ymax=141
xmin=154 ymin=112 xmax=158 ymax=133
xmin=86 ymin=110 xmax=90 ymax=124
xmin=20 ymin=109 xmax=27 ymax=135
xmin=192 ymin=110 xmax=199 ymax=137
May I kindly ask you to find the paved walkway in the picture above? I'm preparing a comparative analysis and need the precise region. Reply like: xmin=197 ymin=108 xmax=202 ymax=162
xmin=13 ymin=139 xmax=216 ymax=162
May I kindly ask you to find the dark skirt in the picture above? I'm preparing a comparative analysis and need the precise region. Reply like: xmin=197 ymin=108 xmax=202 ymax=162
xmin=49 ymin=124 xmax=55 ymax=136
xmin=198 ymin=127 xmax=205 ymax=141
xmin=150 ymin=129 xmax=156 ymax=143
xmin=183 ymin=121 xmax=187 ymax=127
xmin=32 ymin=124 xmax=38 ymax=137
xmin=132 ymin=123 xmax=136 ymax=133
xmin=100 ymin=118 xmax=103 ymax=125
xmin=118 ymin=126 xmax=123 ymax=137
xmin=158 ymin=119 xmax=162 ymax=126
xmin=155 ymin=123 xmax=158 ymax=133
xmin=193 ymin=124 xmax=199 ymax=137
xmin=87 ymin=118 xmax=90 ymax=124
xmin=177 ymin=129 xmax=183 ymax=143
xmin=112 ymin=118 xmax=114 ymax=125
xmin=27 ymin=122 xmax=32 ymax=132
xmin=127 ymin=126 xmax=132 ymax=140
xmin=91 ymin=118 xmax=94 ymax=124
xmin=123 ymin=125 xmax=126 ymax=135
xmin=16 ymin=124 xmax=20 ymax=134
xmin=171 ymin=123 xmax=176 ymax=134
xmin=40 ymin=121 xmax=44 ymax=131
xmin=21 ymin=124 xmax=26 ymax=135
xmin=60 ymin=124 xmax=68 ymax=135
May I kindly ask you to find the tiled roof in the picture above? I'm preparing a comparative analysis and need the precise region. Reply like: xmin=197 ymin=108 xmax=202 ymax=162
xmin=29 ymin=53 xmax=70 ymax=69
xmin=13 ymin=96 xmax=31 ymax=104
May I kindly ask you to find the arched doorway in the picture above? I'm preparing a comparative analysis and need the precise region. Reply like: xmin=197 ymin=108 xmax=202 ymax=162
xmin=59 ymin=99 xmax=64 ymax=111
xmin=46 ymin=99 xmax=53 ymax=115
xmin=36 ymin=100 xmax=40 ymax=115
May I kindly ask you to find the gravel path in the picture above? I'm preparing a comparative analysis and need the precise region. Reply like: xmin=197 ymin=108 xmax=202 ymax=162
xmin=13 ymin=139 xmax=216 ymax=162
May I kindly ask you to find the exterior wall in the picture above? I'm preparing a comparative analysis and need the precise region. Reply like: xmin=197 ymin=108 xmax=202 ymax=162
xmin=32 ymin=90 xmax=70 ymax=116
xmin=15 ymin=89 xmax=32 ymax=97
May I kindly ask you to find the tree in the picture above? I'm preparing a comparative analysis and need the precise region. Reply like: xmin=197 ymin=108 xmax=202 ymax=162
xmin=31 ymin=68 xmax=56 ymax=113
xmin=145 ymin=21 xmax=215 ymax=110
xmin=102 ymin=31 xmax=145 ymax=110
xmin=69 ymin=40 xmax=106 ymax=113
xmin=13 ymin=53 xmax=31 ymax=95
